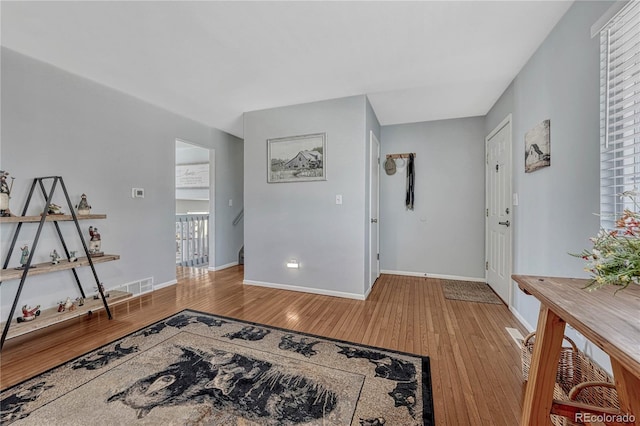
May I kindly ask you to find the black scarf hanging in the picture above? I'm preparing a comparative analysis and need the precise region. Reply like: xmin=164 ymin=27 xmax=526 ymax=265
xmin=405 ymin=153 xmax=415 ymax=210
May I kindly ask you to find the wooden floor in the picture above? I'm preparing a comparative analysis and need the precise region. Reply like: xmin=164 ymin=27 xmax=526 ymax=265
xmin=0 ymin=266 xmax=528 ymax=425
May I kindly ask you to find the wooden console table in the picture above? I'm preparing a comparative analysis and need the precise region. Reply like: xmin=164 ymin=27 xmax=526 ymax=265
xmin=513 ymin=275 xmax=640 ymax=426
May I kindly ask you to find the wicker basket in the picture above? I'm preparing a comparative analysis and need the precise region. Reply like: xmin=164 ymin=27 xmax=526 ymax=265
xmin=521 ymin=332 xmax=619 ymax=426
xmin=522 ymin=333 xmax=580 ymax=425
xmin=569 ymin=381 xmax=619 ymax=410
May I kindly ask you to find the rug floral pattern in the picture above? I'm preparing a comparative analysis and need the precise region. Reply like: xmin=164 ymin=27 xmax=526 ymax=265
xmin=1 ymin=310 xmax=434 ymax=425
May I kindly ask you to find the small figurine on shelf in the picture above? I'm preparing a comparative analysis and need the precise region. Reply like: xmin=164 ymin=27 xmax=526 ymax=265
xmin=47 ymin=203 xmax=63 ymax=215
xmin=50 ymin=249 xmax=60 ymax=265
xmin=20 ymin=245 xmax=29 ymax=266
xmin=16 ymin=305 xmax=41 ymax=323
xmin=88 ymin=226 xmax=103 ymax=257
xmin=57 ymin=297 xmax=75 ymax=312
xmin=68 ymin=250 xmax=78 ymax=262
xmin=65 ymin=297 xmax=75 ymax=311
xmin=93 ymin=282 xmax=110 ymax=300
xmin=76 ymin=296 xmax=84 ymax=307
xmin=0 ymin=170 xmax=15 ymax=217
xmin=75 ymin=193 xmax=91 ymax=216
xmin=15 ymin=245 xmax=35 ymax=270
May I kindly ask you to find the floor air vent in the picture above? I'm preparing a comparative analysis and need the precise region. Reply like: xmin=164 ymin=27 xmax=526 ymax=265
xmin=111 ymin=277 xmax=153 ymax=296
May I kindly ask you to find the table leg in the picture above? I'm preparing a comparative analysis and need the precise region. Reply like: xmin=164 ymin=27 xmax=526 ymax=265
xmin=611 ymin=359 xmax=640 ymax=426
xmin=521 ymin=306 xmax=566 ymax=426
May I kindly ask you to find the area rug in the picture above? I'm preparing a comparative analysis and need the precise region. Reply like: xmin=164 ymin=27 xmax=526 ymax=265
xmin=441 ymin=280 xmax=503 ymax=304
xmin=1 ymin=310 xmax=435 ymax=425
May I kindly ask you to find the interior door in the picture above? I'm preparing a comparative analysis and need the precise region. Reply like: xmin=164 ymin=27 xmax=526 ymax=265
xmin=369 ymin=131 xmax=380 ymax=290
xmin=486 ymin=116 xmax=512 ymax=305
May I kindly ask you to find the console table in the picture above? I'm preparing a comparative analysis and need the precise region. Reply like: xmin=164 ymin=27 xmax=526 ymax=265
xmin=513 ymin=275 xmax=640 ymax=426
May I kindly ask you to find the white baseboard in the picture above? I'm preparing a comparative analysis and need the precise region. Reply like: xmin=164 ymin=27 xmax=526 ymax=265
xmin=509 ymin=306 xmax=535 ymax=333
xmin=208 ymin=262 xmax=239 ymax=272
xmin=155 ymin=279 xmax=177 ymax=290
xmin=380 ymin=269 xmax=486 ymax=283
xmin=243 ymin=279 xmax=365 ymax=300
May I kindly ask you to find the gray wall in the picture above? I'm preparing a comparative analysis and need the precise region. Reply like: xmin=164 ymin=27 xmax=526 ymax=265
xmin=485 ymin=82 xmax=514 ymax=136
xmin=485 ymin=1 xmax=612 ymax=367
xmin=0 ymin=48 xmax=243 ymax=321
xmin=380 ymin=117 xmax=486 ymax=279
xmin=243 ymin=96 xmax=368 ymax=297
xmin=214 ymin=131 xmax=244 ymax=267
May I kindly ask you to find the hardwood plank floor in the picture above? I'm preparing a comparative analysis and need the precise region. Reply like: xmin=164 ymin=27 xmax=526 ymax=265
xmin=0 ymin=266 xmax=528 ymax=425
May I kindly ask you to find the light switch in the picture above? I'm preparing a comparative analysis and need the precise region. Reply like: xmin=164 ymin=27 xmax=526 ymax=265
xmin=229 ymin=199 xmax=233 ymax=207
xmin=336 ymin=195 xmax=342 ymax=205
xmin=512 ymin=193 xmax=519 ymax=206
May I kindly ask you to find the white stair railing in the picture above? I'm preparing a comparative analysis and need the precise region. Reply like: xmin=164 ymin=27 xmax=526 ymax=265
xmin=176 ymin=214 xmax=209 ymax=266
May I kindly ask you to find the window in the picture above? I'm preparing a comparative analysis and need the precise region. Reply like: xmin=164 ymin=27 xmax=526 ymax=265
xmin=599 ymin=0 xmax=640 ymax=229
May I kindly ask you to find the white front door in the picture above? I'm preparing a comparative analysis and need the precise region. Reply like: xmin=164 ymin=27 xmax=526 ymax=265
xmin=369 ymin=131 xmax=380 ymax=290
xmin=486 ymin=116 xmax=512 ymax=305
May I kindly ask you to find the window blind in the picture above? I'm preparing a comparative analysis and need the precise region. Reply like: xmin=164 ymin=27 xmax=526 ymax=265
xmin=600 ymin=0 xmax=640 ymax=229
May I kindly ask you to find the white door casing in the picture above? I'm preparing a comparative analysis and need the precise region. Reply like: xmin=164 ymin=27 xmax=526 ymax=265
xmin=369 ymin=131 xmax=380 ymax=290
xmin=175 ymin=138 xmax=215 ymax=269
xmin=485 ymin=115 xmax=512 ymax=305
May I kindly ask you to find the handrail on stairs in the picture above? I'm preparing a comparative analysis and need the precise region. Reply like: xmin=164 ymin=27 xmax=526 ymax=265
xmin=232 ymin=208 xmax=244 ymax=226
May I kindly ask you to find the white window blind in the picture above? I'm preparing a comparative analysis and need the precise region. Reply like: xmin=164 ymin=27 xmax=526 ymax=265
xmin=600 ymin=0 xmax=640 ymax=229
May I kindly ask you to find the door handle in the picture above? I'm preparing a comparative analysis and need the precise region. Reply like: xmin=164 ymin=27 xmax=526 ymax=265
xmin=371 ymin=218 xmax=378 ymax=223
xmin=498 ymin=220 xmax=510 ymax=227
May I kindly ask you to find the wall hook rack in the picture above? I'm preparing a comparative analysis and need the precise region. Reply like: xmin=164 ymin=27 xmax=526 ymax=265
xmin=385 ymin=153 xmax=416 ymax=160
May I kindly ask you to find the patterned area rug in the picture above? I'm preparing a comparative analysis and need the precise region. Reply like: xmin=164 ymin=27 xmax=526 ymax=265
xmin=1 ymin=310 xmax=434 ymax=425
xmin=441 ymin=280 xmax=503 ymax=304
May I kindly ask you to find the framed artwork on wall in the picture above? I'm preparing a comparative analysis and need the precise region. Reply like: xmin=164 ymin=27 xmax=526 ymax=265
xmin=176 ymin=163 xmax=209 ymax=188
xmin=267 ymin=133 xmax=326 ymax=183
xmin=525 ymin=119 xmax=551 ymax=173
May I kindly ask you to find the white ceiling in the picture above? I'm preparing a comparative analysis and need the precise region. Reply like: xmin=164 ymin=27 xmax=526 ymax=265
xmin=1 ymin=1 xmax=573 ymax=138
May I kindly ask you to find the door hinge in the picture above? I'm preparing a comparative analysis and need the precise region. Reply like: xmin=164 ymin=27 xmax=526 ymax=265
xmin=486 ymin=208 xmax=489 ymax=217
xmin=378 ymin=157 xmax=380 ymax=165
xmin=485 ymin=261 xmax=489 ymax=270
xmin=496 ymin=164 xmax=499 ymax=172
xmin=377 ymin=253 xmax=380 ymax=260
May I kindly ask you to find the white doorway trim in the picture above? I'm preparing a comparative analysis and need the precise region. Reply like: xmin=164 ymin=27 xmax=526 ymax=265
xmin=208 ymin=148 xmax=216 ymax=270
xmin=485 ymin=114 xmax=513 ymax=306
xmin=368 ymin=131 xmax=380 ymax=295
xmin=175 ymin=138 xmax=215 ymax=269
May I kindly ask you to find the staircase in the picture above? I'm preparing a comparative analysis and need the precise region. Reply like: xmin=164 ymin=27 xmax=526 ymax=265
xmin=234 ymin=209 xmax=244 ymax=265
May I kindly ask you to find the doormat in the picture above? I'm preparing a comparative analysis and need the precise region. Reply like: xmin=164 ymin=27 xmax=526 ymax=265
xmin=441 ymin=280 xmax=503 ymax=304
xmin=1 ymin=310 xmax=435 ymax=425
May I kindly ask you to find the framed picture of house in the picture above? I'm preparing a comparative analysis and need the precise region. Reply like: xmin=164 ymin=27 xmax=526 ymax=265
xmin=524 ymin=119 xmax=551 ymax=173
xmin=267 ymin=133 xmax=326 ymax=183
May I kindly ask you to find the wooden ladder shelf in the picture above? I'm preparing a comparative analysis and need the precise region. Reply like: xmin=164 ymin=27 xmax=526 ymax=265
xmin=0 ymin=176 xmax=124 ymax=349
